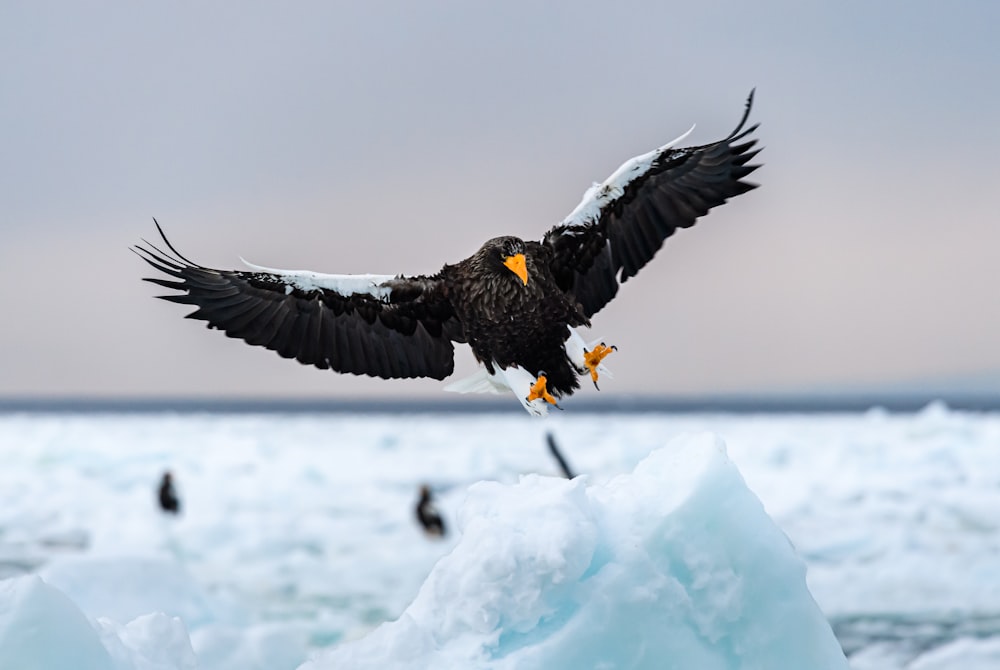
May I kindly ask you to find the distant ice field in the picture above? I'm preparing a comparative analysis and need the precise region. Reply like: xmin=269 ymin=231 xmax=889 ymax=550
xmin=1 ymin=404 xmax=998 ymax=668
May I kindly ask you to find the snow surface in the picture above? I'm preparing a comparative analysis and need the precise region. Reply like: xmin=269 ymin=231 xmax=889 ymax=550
xmin=0 ymin=404 xmax=998 ymax=668
xmin=302 ymin=432 xmax=847 ymax=669
xmin=0 ymin=576 xmax=116 ymax=670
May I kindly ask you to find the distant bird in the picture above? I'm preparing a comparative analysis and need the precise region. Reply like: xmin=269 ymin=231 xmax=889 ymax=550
xmin=415 ymin=485 xmax=446 ymax=537
xmin=545 ymin=432 xmax=575 ymax=479
xmin=158 ymin=471 xmax=180 ymax=515
xmin=134 ymin=92 xmax=760 ymax=415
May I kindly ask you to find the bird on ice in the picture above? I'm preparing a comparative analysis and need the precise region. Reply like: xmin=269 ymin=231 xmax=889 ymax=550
xmin=157 ymin=471 xmax=180 ymax=515
xmin=135 ymin=92 xmax=761 ymax=415
xmin=415 ymin=485 xmax=446 ymax=538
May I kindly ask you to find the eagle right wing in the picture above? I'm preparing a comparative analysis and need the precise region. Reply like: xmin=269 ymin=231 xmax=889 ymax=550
xmin=543 ymin=91 xmax=761 ymax=318
xmin=134 ymin=222 xmax=463 ymax=380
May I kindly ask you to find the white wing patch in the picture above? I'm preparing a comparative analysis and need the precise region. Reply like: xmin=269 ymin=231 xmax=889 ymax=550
xmin=240 ymin=259 xmax=396 ymax=299
xmin=560 ymin=124 xmax=696 ymax=228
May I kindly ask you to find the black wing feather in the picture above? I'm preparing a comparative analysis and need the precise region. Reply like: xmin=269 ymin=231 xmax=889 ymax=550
xmin=543 ymin=91 xmax=762 ymax=318
xmin=134 ymin=225 xmax=460 ymax=380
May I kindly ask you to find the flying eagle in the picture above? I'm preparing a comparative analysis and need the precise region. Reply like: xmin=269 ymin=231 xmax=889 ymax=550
xmin=135 ymin=92 xmax=761 ymax=415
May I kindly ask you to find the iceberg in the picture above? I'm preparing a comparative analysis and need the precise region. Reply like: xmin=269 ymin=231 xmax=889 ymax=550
xmin=302 ymin=432 xmax=848 ymax=669
xmin=0 ymin=576 xmax=115 ymax=670
xmin=0 ymin=430 xmax=848 ymax=669
xmin=0 ymin=575 xmax=196 ymax=670
xmin=39 ymin=555 xmax=216 ymax=629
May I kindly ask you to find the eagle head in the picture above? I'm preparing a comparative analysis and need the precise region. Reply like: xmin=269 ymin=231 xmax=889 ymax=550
xmin=480 ymin=236 xmax=529 ymax=286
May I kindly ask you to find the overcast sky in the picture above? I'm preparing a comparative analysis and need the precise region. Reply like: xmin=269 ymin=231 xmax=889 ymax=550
xmin=2 ymin=1 xmax=998 ymax=401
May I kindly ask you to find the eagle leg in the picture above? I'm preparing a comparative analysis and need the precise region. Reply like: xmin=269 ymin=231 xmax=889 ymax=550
xmin=583 ymin=343 xmax=617 ymax=390
xmin=526 ymin=373 xmax=561 ymax=408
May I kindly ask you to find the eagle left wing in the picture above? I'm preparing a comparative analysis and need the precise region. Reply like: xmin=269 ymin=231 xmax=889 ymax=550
xmin=134 ymin=222 xmax=463 ymax=380
xmin=542 ymin=90 xmax=762 ymax=318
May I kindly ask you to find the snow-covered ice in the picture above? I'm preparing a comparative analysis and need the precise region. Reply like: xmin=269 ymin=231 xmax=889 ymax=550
xmin=304 ymin=432 xmax=847 ymax=669
xmin=0 ymin=403 xmax=998 ymax=668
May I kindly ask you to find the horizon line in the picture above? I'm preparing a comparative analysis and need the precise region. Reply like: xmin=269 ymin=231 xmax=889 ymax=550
xmin=2 ymin=392 xmax=999 ymax=414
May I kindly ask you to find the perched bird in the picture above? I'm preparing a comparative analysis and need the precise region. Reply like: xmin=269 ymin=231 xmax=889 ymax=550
xmin=135 ymin=92 xmax=761 ymax=415
xmin=415 ymin=485 xmax=446 ymax=537
xmin=158 ymin=471 xmax=180 ymax=515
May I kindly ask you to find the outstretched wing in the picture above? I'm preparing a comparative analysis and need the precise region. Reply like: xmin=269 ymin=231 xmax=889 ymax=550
xmin=134 ymin=222 xmax=463 ymax=380
xmin=542 ymin=90 xmax=762 ymax=318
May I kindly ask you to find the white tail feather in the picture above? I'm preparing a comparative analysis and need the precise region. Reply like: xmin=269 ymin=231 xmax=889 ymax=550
xmin=443 ymin=364 xmax=550 ymax=416
xmin=443 ymin=368 xmax=508 ymax=395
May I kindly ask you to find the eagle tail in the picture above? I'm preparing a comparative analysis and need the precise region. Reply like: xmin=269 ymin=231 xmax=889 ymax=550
xmin=443 ymin=368 xmax=509 ymax=395
xmin=444 ymin=364 xmax=552 ymax=416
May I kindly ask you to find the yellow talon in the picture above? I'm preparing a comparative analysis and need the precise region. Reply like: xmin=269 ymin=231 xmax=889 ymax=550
xmin=527 ymin=374 xmax=559 ymax=406
xmin=584 ymin=343 xmax=617 ymax=389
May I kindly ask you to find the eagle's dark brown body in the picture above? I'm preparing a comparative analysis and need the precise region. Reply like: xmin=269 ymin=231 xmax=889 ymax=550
xmin=442 ymin=237 xmax=590 ymax=397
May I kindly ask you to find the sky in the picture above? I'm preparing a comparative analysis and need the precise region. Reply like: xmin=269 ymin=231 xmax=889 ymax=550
xmin=1 ymin=1 xmax=998 ymax=401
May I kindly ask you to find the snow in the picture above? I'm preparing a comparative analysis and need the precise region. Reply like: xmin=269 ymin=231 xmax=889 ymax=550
xmin=96 ymin=613 xmax=197 ymax=670
xmin=0 ymin=575 xmax=198 ymax=670
xmin=40 ymin=555 xmax=216 ymax=629
xmin=0 ymin=405 xmax=998 ymax=668
xmin=304 ymin=432 xmax=846 ymax=669
xmin=0 ymin=576 xmax=115 ymax=670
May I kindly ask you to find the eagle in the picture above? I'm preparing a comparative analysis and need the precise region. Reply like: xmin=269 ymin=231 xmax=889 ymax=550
xmin=135 ymin=92 xmax=761 ymax=415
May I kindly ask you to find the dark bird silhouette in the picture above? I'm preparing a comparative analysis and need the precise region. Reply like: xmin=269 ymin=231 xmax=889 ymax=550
xmin=134 ymin=92 xmax=761 ymax=414
xmin=546 ymin=432 xmax=575 ymax=479
xmin=415 ymin=485 xmax=446 ymax=537
xmin=158 ymin=471 xmax=180 ymax=515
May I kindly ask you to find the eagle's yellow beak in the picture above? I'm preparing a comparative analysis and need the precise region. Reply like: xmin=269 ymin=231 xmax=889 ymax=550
xmin=503 ymin=253 xmax=528 ymax=285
